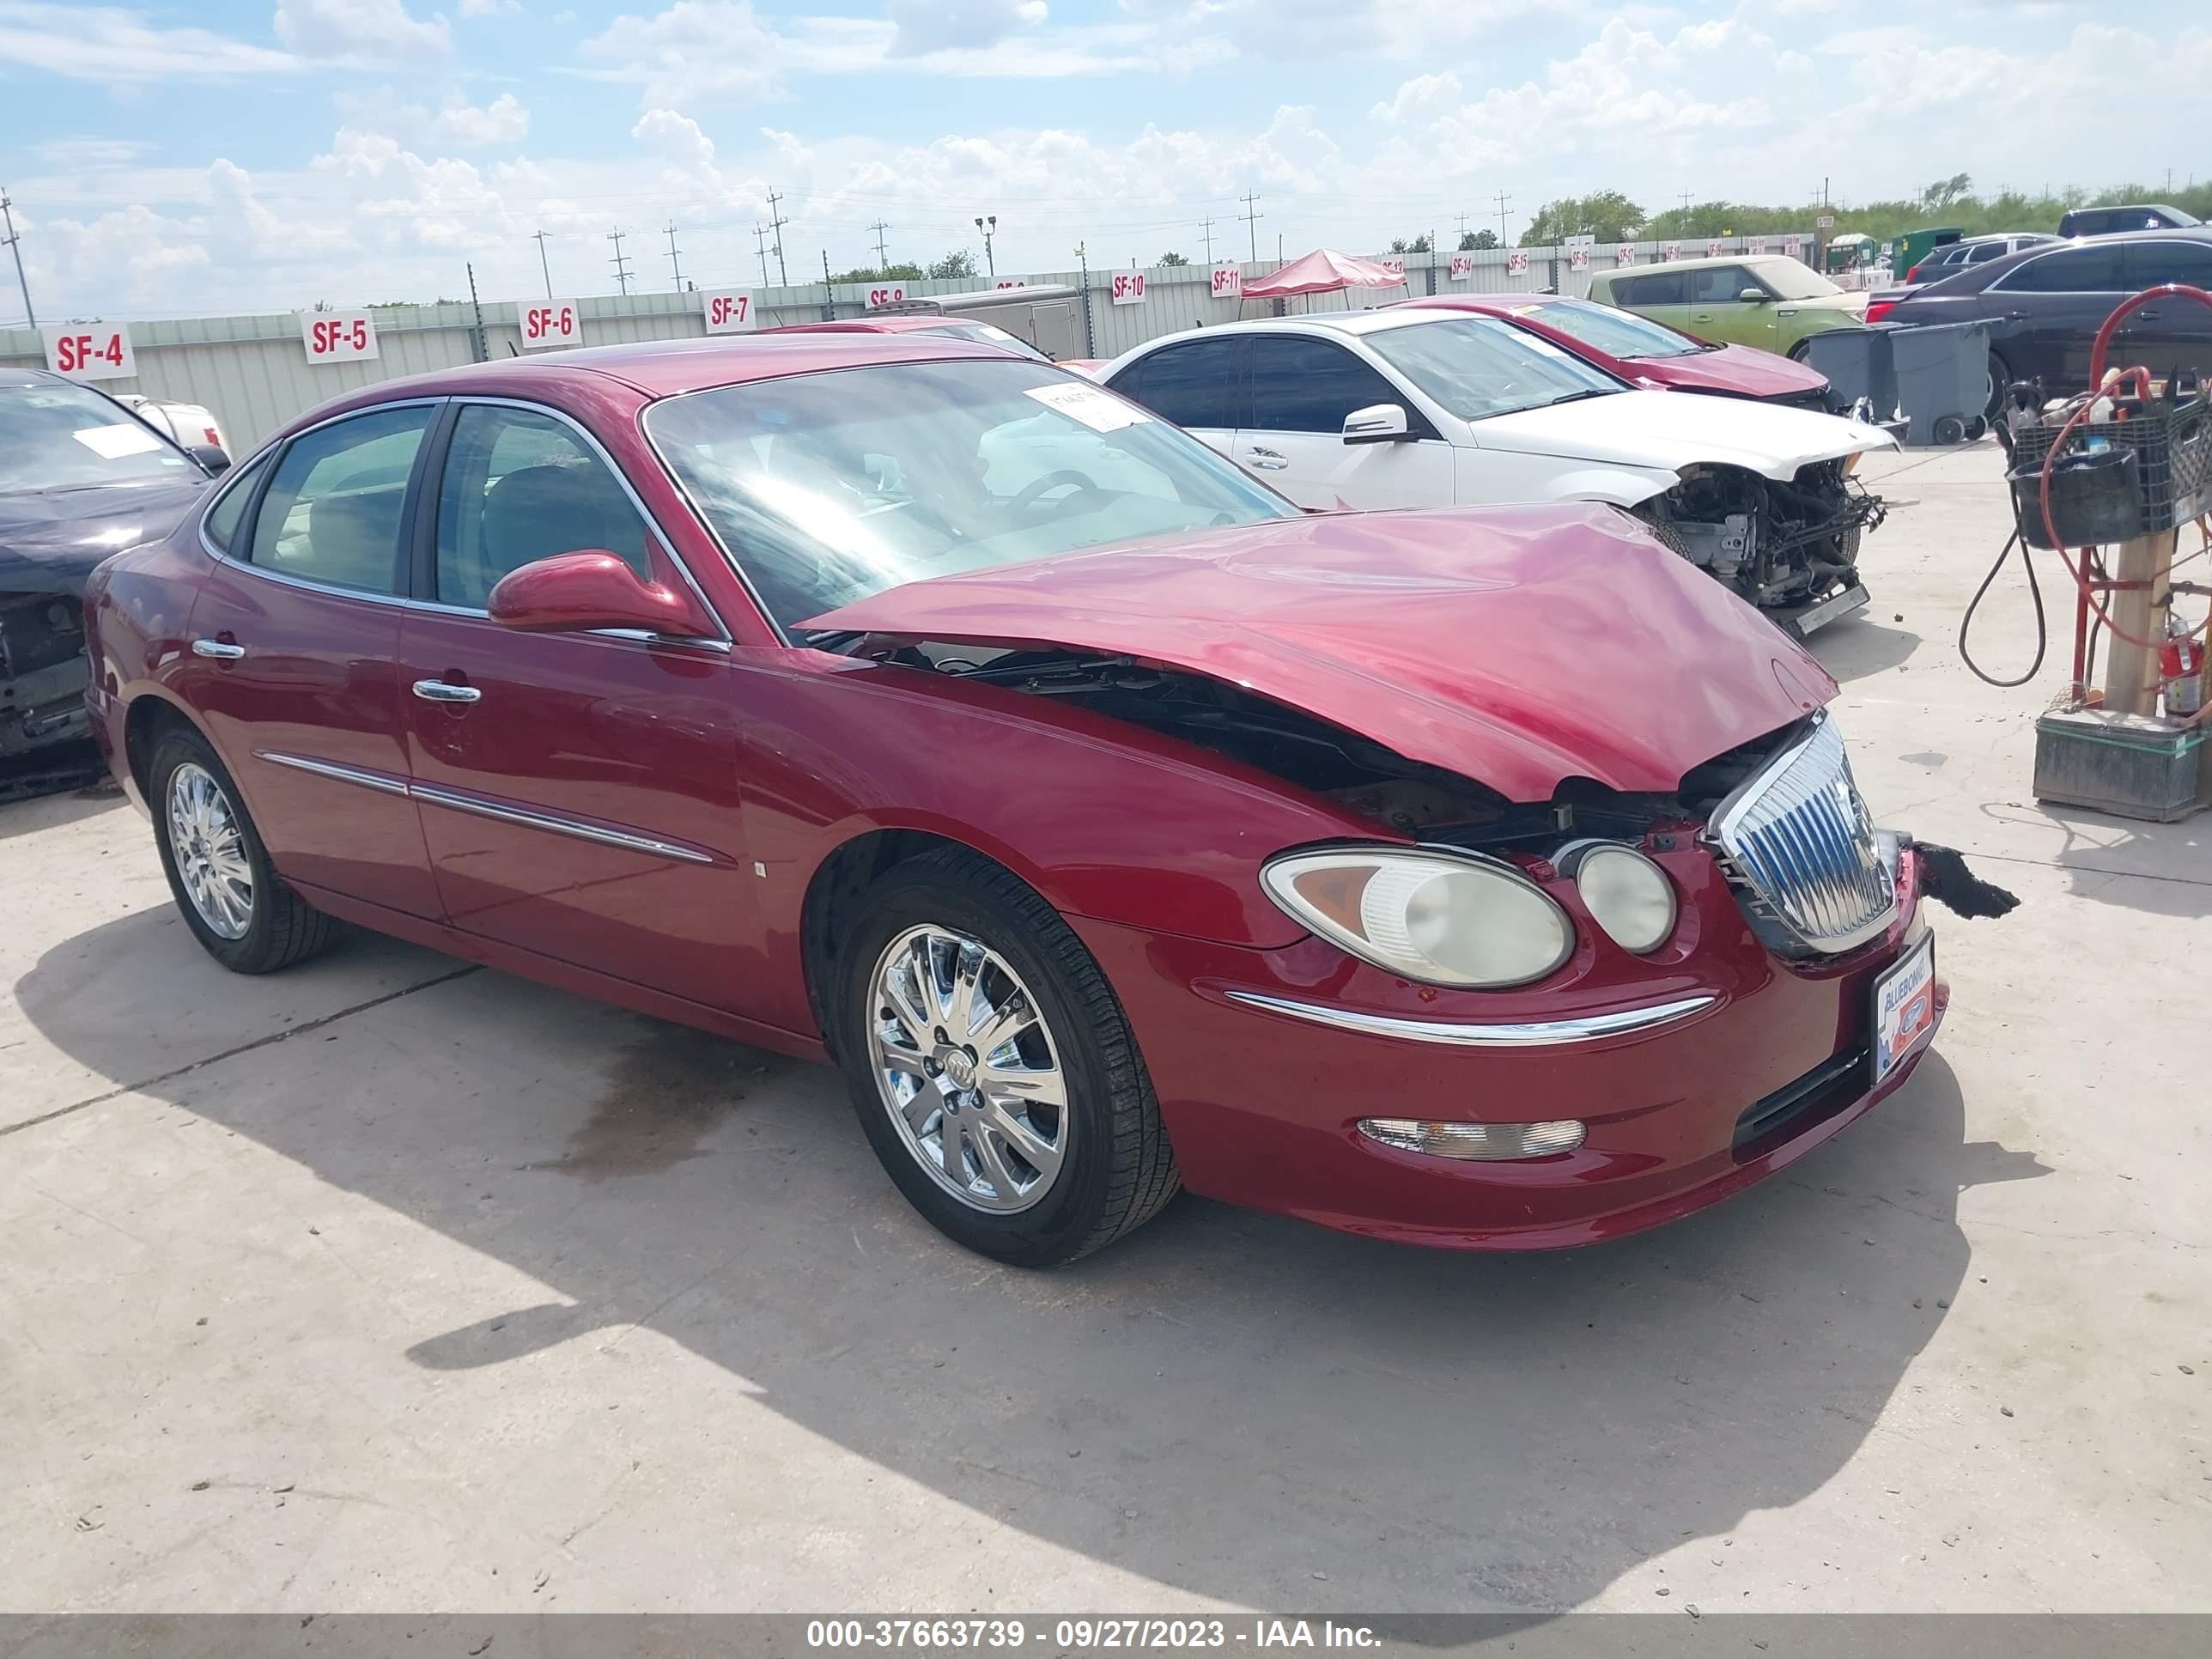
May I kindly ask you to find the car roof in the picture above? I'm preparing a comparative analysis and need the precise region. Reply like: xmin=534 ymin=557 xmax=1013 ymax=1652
xmin=0 ymin=366 xmax=65 ymax=390
xmin=1904 ymin=226 xmax=2212 ymax=295
xmin=1115 ymin=310 xmax=1478 ymax=359
xmin=763 ymin=317 xmax=974 ymax=336
xmin=1390 ymin=293 xmax=1563 ymax=314
xmin=1595 ymin=253 xmax=1801 ymax=277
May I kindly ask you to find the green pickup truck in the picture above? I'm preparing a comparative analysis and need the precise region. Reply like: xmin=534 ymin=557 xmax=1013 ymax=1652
xmin=1586 ymin=255 xmax=1869 ymax=360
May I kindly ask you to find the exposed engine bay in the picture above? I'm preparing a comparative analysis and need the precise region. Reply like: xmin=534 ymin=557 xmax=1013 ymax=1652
xmin=1633 ymin=459 xmax=1887 ymax=637
xmin=0 ymin=588 xmax=92 ymax=761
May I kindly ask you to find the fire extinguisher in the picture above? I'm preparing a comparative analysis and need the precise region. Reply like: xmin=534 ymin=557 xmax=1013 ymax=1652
xmin=2162 ymin=617 xmax=2203 ymax=717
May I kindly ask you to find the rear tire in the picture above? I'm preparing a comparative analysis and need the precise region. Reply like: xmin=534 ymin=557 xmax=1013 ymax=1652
xmin=833 ymin=846 xmax=1178 ymax=1266
xmin=150 ymin=726 xmax=336 ymax=975
xmin=1984 ymin=349 xmax=2013 ymax=419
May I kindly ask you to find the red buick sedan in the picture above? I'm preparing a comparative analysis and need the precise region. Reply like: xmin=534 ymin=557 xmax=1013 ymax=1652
xmin=85 ymin=334 xmax=1966 ymax=1266
xmin=1397 ymin=295 xmax=1835 ymax=409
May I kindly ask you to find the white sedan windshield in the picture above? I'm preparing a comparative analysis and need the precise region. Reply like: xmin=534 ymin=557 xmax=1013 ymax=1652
xmin=645 ymin=359 xmax=1295 ymax=635
xmin=1364 ymin=315 xmax=1625 ymax=421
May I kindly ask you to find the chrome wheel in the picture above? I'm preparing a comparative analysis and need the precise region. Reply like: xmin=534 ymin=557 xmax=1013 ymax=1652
xmin=868 ymin=924 xmax=1068 ymax=1214
xmin=167 ymin=762 xmax=254 ymax=940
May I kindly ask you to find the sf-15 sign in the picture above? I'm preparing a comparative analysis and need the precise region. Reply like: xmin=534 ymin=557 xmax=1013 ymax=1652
xmin=701 ymin=290 xmax=757 ymax=333
xmin=43 ymin=323 xmax=136 ymax=382
xmin=520 ymin=301 xmax=581 ymax=350
xmin=301 ymin=310 xmax=379 ymax=364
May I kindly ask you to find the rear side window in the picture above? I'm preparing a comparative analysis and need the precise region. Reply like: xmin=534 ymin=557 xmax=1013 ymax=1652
xmin=2125 ymin=241 xmax=2212 ymax=289
xmin=246 ymin=406 xmax=432 ymax=595
xmin=1111 ymin=337 xmax=1239 ymax=428
xmin=1996 ymin=246 xmax=2129 ymax=293
xmin=1247 ymin=337 xmax=1407 ymax=434
xmin=202 ymin=453 xmax=270 ymax=551
xmin=1622 ymin=271 xmax=1689 ymax=307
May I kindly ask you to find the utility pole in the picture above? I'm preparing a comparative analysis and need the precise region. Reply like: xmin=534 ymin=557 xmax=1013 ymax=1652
xmin=869 ymin=218 xmax=891 ymax=273
xmin=1493 ymin=191 xmax=1512 ymax=246
xmin=752 ymin=223 xmax=772 ymax=287
xmin=1 ymin=185 xmax=33 ymax=327
xmin=973 ymin=215 xmax=997 ymax=277
xmin=531 ymin=228 xmax=553 ymax=300
xmin=764 ymin=188 xmax=790 ymax=287
xmin=1455 ymin=210 xmax=1473 ymax=247
xmin=1239 ymin=191 xmax=1261 ymax=262
xmin=607 ymin=226 xmax=633 ymax=295
xmin=1199 ymin=216 xmax=1217 ymax=265
xmin=664 ymin=220 xmax=684 ymax=290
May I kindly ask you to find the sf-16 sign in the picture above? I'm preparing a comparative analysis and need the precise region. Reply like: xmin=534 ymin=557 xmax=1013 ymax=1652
xmin=520 ymin=300 xmax=581 ymax=350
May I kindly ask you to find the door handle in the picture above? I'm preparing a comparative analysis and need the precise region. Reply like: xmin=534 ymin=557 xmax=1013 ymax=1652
xmin=412 ymin=679 xmax=483 ymax=704
xmin=1244 ymin=446 xmax=1289 ymax=470
xmin=191 ymin=638 xmax=245 ymax=659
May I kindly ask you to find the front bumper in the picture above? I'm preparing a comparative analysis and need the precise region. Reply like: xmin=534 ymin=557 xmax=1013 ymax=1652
xmin=1073 ymin=846 xmax=1943 ymax=1251
xmin=1 ymin=595 xmax=93 ymax=758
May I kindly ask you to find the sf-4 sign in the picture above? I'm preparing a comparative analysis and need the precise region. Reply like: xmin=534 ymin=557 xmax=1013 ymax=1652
xmin=301 ymin=310 xmax=378 ymax=364
xmin=520 ymin=301 xmax=580 ymax=350
xmin=702 ymin=290 xmax=757 ymax=333
xmin=43 ymin=324 xmax=135 ymax=382
xmin=866 ymin=284 xmax=908 ymax=310
xmin=1112 ymin=271 xmax=1146 ymax=306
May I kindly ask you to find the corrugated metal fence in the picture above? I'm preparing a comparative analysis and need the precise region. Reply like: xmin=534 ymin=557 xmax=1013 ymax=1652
xmin=1 ymin=234 xmax=1814 ymax=453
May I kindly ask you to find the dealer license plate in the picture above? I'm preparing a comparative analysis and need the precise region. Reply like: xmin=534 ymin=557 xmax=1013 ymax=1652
xmin=1871 ymin=931 xmax=1936 ymax=1086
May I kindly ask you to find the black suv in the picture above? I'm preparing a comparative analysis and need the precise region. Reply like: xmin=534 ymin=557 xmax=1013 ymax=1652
xmin=2056 ymin=204 xmax=2201 ymax=239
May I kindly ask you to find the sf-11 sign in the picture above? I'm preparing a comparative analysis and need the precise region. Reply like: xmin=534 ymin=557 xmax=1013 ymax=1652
xmin=702 ymin=290 xmax=757 ymax=333
xmin=43 ymin=323 xmax=136 ymax=382
xmin=1111 ymin=271 xmax=1147 ymax=306
xmin=520 ymin=301 xmax=580 ymax=350
xmin=301 ymin=310 xmax=378 ymax=364
xmin=866 ymin=284 xmax=908 ymax=310
xmin=1210 ymin=264 xmax=1243 ymax=300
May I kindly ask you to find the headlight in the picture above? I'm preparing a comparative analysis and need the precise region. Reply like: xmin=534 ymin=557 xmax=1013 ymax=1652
xmin=1261 ymin=847 xmax=1575 ymax=989
xmin=1558 ymin=841 xmax=1677 ymax=955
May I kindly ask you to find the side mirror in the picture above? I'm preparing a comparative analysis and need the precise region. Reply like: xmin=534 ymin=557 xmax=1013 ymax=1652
xmin=486 ymin=550 xmax=718 ymax=639
xmin=190 ymin=444 xmax=231 ymax=476
xmin=1342 ymin=403 xmax=1412 ymax=445
xmin=1738 ymin=287 xmax=1768 ymax=304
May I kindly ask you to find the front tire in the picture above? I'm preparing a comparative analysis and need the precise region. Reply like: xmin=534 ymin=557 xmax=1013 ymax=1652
xmin=150 ymin=726 xmax=335 ymax=974
xmin=833 ymin=847 xmax=1178 ymax=1266
xmin=1985 ymin=349 xmax=2013 ymax=419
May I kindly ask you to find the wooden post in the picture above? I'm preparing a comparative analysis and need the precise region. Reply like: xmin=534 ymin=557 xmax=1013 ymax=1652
xmin=2101 ymin=526 xmax=2178 ymax=716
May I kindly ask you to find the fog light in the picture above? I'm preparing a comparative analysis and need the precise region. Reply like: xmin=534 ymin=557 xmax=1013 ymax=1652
xmin=1358 ymin=1117 xmax=1586 ymax=1161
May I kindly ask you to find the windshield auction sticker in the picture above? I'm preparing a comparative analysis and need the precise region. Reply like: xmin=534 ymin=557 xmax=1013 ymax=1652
xmin=1024 ymin=382 xmax=1152 ymax=432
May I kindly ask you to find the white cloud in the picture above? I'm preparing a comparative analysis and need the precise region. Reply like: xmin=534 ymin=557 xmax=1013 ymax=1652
xmin=273 ymin=0 xmax=450 ymax=60
xmin=459 ymin=0 xmax=521 ymax=15
xmin=886 ymin=0 xmax=1048 ymax=58
xmin=580 ymin=1 xmax=787 ymax=102
xmin=431 ymin=92 xmax=531 ymax=146
xmin=0 ymin=3 xmax=295 ymax=82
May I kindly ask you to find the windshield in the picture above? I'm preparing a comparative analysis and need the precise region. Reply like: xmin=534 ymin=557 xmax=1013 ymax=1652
xmin=1752 ymin=258 xmax=1844 ymax=300
xmin=0 ymin=381 xmax=196 ymax=492
xmin=1521 ymin=299 xmax=1702 ymax=361
xmin=644 ymin=358 xmax=1295 ymax=635
xmin=917 ymin=321 xmax=1052 ymax=363
xmin=1364 ymin=314 xmax=1623 ymax=421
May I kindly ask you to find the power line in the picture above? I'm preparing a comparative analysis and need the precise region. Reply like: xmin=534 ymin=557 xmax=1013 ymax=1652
xmin=664 ymin=220 xmax=684 ymax=290
xmin=764 ymin=187 xmax=790 ymax=287
xmin=606 ymin=226 xmax=633 ymax=295
xmin=869 ymin=218 xmax=890 ymax=271
xmin=1 ymin=185 xmax=33 ymax=328
xmin=752 ymin=223 xmax=772 ymax=288
xmin=1240 ymin=191 xmax=1261 ymax=263
xmin=1494 ymin=191 xmax=1512 ymax=246
xmin=531 ymin=228 xmax=552 ymax=300
xmin=1199 ymin=216 xmax=1216 ymax=264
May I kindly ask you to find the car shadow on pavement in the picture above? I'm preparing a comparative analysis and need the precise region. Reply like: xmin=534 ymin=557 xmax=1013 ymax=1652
xmin=1978 ymin=800 xmax=2212 ymax=920
xmin=1805 ymin=617 xmax=1923 ymax=684
xmin=17 ymin=908 xmax=2048 ymax=1613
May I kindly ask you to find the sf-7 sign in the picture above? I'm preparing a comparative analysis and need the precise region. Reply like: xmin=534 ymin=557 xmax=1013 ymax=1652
xmin=702 ymin=290 xmax=757 ymax=333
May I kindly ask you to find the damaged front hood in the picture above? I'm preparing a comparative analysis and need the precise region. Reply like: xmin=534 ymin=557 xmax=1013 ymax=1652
xmin=1476 ymin=387 xmax=1894 ymax=480
xmin=806 ymin=505 xmax=1838 ymax=802
xmin=0 ymin=476 xmax=210 ymax=597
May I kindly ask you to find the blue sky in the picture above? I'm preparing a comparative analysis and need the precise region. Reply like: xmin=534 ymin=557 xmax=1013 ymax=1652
xmin=1 ymin=1 xmax=2203 ymax=320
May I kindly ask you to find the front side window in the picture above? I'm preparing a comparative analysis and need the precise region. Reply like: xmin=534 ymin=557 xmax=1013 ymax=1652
xmin=1246 ymin=337 xmax=1409 ymax=434
xmin=246 ymin=405 xmax=431 ymax=595
xmin=0 ymin=380 xmax=197 ymax=493
xmin=434 ymin=405 xmax=653 ymax=609
xmin=1522 ymin=299 xmax=1702 ymax=360
xmin=2125 ymin=240 xmax=2212 ymax=289
xmin=202 ymin=453 xmax=271 ymax=550
xmin=1689 ymin=265 xmax=1754 ymax=304
xmin=1996 ymin=246 xmax=2128 ymax=293
xmin=644 ymin=359 xmax=1292 ymax=635
xmin=1110 ymin=337 xmax=1240 ymax=428
xmin=1363 ymin=315 xmax=1622 ymax=422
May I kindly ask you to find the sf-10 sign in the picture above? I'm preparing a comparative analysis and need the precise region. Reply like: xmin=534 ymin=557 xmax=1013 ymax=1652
xmin=301 ymin=310 xmax=379 ymax=364
xmin=520 ymin=301 xmax=581 ymax=350
xmin=1111 ymin=271 xmax=1146 ymax=306
xmin=1210 ymin=264 xmax=1243 ymax=299
xmin=866 ymin=284 xmax=908 ymax=310
xmin=701 ymin=290 xmax=757 ymax=333
xmin=43 ymin=323 xmax=136 ymax=382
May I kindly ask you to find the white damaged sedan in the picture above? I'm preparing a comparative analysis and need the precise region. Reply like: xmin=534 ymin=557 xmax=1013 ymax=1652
xmin=1097 ymin=308 xmax=1898 ymax=635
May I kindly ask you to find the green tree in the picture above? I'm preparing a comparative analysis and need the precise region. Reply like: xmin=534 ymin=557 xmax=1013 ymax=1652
xmin=1157 ymin=250 xmax=1189 ymax=266
xmin=927 ymin=250 xmax=979 ymax=280
xmin=1387 ymin=234 xmax=1433 ymax=253
xmin=828 ymin=261 xmax=921 ymax=284
xmin=1520 ymin=191 xmax=1645 ymax=246
xmin=1463 ymin=228 xmax=1498 ymax=251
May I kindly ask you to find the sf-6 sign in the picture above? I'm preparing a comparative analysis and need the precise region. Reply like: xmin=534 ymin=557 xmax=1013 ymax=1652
xmin=520 ymin=300 xmax=581 ymax=349
xmin=1111 ymin=271 xmax=1147 ymax=306
xmin=701 ymin=290 xmax=757 ymax=334
xmin=301 ymin=310 xmax=378 ymax=364
xmin=43 ymin=323 xmax=136 ymax=382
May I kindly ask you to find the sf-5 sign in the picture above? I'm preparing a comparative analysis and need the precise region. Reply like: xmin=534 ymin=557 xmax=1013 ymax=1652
xmin=43 ymin=324 xmax=136 ymax=382
xmin=301 ymin=311 xmax=379 ymax=364
xmin=521 ymin=301 xmax=581 ymax=350
xmin=702 ymin=290 xmax=757 ymax=333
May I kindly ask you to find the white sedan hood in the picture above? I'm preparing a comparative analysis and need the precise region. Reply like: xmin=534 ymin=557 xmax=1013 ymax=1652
xmin=1474 ymin=388 xmax=1896 ymax=480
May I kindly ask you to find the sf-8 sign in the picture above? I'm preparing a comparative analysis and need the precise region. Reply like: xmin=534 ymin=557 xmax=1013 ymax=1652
xmin=1112 ymin=271 xmax=1147 ymax=306
xmin=301 ymin=310 xmax=378 ymax=364
xmin=702 ymin=290 xmax=757 ymax=333
xmin=520 ymin=301 xmax=581 ymax=350
xmin=866 ymin=284 xmax=908 ymax=310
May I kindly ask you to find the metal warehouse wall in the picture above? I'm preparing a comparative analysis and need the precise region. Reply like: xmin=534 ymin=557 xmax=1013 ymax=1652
xmin=1 ymin=236 xmax=1805 ymax=453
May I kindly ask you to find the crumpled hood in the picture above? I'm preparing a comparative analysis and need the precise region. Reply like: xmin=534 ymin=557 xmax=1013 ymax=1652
xmin=805 ymin=505 xmax=1838 ymax=802
xmin=1474 ymin=387 xmax=1894 ymax=481
xmin=1626 ymin=343 xmax=1831 ymax=400
xmin=0 ymin=477 xmax=209 ymax=597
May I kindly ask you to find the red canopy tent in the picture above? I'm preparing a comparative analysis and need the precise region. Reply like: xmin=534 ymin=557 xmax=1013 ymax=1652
xmin=1240 ymin=248 xmax=1409 ymax=300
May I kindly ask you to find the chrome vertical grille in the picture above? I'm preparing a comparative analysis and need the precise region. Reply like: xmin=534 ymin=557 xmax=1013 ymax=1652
xmin=1706 ymin=717 xmax=1896 ymax=956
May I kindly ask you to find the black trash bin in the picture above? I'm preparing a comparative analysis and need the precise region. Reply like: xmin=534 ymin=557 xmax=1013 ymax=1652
xmin=1798 ymin=326 xmax=1898 ymax=422
xmin=1892 ymin=319 xmax=1993 ymax=444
